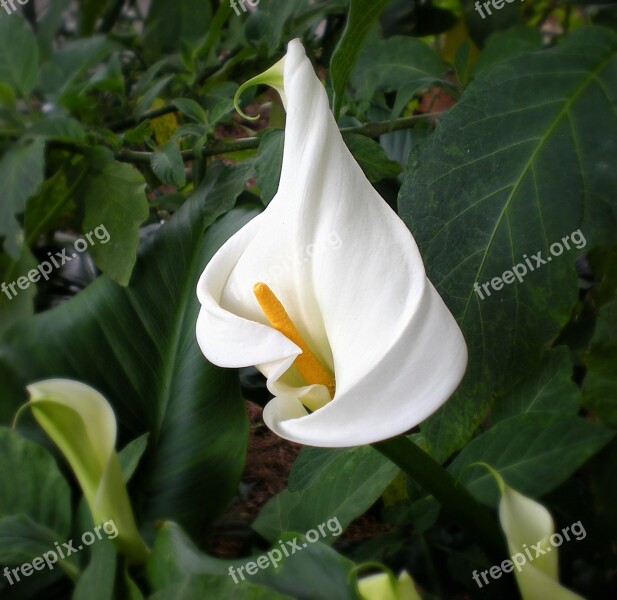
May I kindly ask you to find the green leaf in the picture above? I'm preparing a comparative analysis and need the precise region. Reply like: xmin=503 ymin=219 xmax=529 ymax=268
xmin=398 ymin=26 xmax=617 ymax=460
xmin=143 ymin=0 xmax=212 ymax=59
xmin=39 ymin=36 xmax=118 ymax=96
xmin=583 ymin=296 xmax=617 ymax=428
xmin=251 ymin=533 xmax=359 ymax=600
xmin=0 ymin=15 xmax=38 ymax=97
xmin=173 ymin=98 xmax=207 ymax=125
xmin=342 ymin=133 xmax=402 ymax=183
xmin=0 ymin=192 xmax=260 ymax=538
xmin=0 ymin=138 xmax=45 ymax=257
xmin=0 ymin=248 xmax=37 ymax=334
xmin=81 ymin=161 xmax=149 ymax=286
xmin=449 ymin=413 xmax=614 ymax=506
xmin=79 ymin=0 xmax=108 ymax=35
xmin=0 ymin=82 xmax=16 ymax=109
xmin=72 ymin=537 xmax=117 ymax=600
xmin=151 ymin=142 xmax=187 ymax=188
xmin=26 ymin=117 xmax=87 ymax=145
xmin=330 ymin=0 xmax=391 ymax=118
xmin=119 ymin=434 xmax=150 ymax=483
xmin=147 ymin=522 xmax=358 ymax=600
xmin=351 ymin=34 xmax=446 ymax=118
xmin=253 ymin=446 xmax=398 ymax=543
xmin=471 ymin=26 xmax=543 ymax=80
xmin=149 ymin=575 xmax=294 ymax=600
xmin=491 ymin=347 xmax=580 ymax=423
xmin=0 ymin=427 xmax=71 ymax=537
xmin=24 ymin=166 xmax=81 ymax=246
xmin=255 ymin=129 xmax=284 ymax=205
xmin=35 ymin=0 xmax=72 ymax=60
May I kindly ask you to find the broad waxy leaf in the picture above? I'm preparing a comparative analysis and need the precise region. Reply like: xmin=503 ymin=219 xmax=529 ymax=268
xmin=147 ymin=522 xmax=358 ymax=600
xmin=0 ymin=15 xmax=38 ymax=97
xmin=252 ymin=446 xmax=399 ymax=542
xmin=330 ymin=0 xmax=391 ymax=117
xmin=449 ymin=413 xmax=614 ymax=505
xmin=398 ymin=26 xmax=617 ymax=460
xmin=254 ymin=129 xmax=284 ymax=205
xmin=0 ymin=139 xmax=45 ymax=257
xmin=0 ymin=427 xmax=71 ymax=540
xmin=1 ymin=187 xmax=260 ymax=538
xmin=0 ymin=429 xmax=73 ymax=593
xmin=351 ymin=34 xmax=447 ymax=118
xmin=491 ymin=347 xmax=580 ymax=423
xmin=151 ymin=142 xmax=187 ymax=188
xmin=81 ymin=161 xmax=149 ymax=286
xmin=583 ymin=296 xmax=617 ymax=428
xmin=0 ymin=248 xmax=37 ymax=334
xmin=342 ymin=133 xmax=402 ymax=183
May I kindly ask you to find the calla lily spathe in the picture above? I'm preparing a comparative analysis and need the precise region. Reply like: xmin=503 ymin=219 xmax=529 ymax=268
xmin=24 ymin=379 xmax=148 ymax=564
xmin=497 ymin=477 xmax=584 ymax=600
xmin=195 ymin=39 xmax=467 ymax=447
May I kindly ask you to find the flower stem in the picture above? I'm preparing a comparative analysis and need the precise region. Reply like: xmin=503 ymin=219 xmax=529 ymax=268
xmin=372 ymin=435 xmax=506 ymax=561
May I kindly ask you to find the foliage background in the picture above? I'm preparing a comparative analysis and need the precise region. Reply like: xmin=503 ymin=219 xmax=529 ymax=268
xmin=0 ymin=0 xmax=616 ymax=598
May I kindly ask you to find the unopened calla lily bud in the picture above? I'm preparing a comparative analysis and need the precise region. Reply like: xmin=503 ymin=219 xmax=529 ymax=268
xmin=24 ymin=379 xmax=148 ymax=564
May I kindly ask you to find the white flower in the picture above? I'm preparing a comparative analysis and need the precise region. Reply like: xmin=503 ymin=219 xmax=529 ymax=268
xmin=499 ymin=482 xmax=584 ymax=600
xmin=195 ymin=39 xmax=467 ymax=447
xmin=25 ymin=379 xmax=148 ymax=563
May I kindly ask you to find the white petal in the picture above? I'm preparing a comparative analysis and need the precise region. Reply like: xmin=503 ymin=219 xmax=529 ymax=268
xmin=499 ymin=485 xmax=584 ymax=600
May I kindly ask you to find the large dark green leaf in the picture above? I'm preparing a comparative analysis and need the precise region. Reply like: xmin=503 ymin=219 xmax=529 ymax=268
xmin=254 ymin=129 xmax=284 ymax=205
xmin=39 ymin=36 xmax=118 ymax=96
xmin=0 ymin=428 xmax=70 ymax=539
xmin=398 ymin=26 xmax=617 ymax=460
xmin=330 ymin=0 xmax=391 ymax=118
xmin=0 ymin=249 xmax=37 ymax=334
xmin=0 ymin=15 xmax=38 ymax=97
xmin=449 ymin=413 xmax=614 ymax=505
xmin=0 ymin=138 xmax=45 ymax=257
xmin=147 ymin=522 xmax=358 ymax=600
xmin=252 ymin=446 xmax=398 ymax=543
xmin=0 ymin=428 xmax=74 ymax=595
xmin=80 ymin=161 xmax=150 ymax=287
xmin=583 ymin=296 xmax=617 ymax=428
xmin=144 ymin=0 xmax=212 ymax=59
xmin=0 ymin=185 xmax=261 ymax=537
xmin=350 ymin=33 xmax=447 ymax=118
xmin=491 ymin=347 xmax=580 ymax=423
xmin=342 ymin=133 xmax=402 ymax=183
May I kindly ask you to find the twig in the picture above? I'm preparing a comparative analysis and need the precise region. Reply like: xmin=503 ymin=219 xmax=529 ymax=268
xmin=113 ymin=112 xmax=444 ymax=163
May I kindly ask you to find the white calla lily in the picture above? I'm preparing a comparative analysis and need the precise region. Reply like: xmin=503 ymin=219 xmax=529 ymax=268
xmin=196 ymin=39 xmax=467 ymax=447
